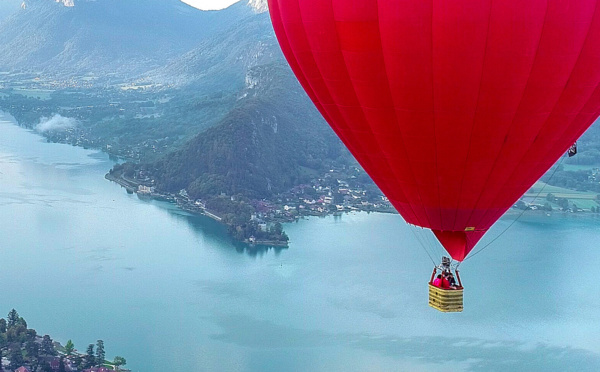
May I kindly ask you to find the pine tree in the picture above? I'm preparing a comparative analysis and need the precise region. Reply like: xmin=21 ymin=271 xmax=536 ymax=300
xmin=85 ymin=344 xmax=95 ymax=368
xmin=65 ymin=339 xmax=75 ymax=356
xmin=96 ymin=339 xmax=105 ymax=366
xmin=7 ymin=309 xmax=19 ymax=328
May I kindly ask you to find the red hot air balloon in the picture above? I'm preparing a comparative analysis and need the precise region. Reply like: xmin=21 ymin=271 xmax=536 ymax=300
xmin=268 ymin=0 xmax=600 ymax=261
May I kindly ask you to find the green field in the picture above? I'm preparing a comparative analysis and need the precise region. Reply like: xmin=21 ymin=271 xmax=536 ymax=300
xmin=524 ymin=181 xmax=599 ymax=210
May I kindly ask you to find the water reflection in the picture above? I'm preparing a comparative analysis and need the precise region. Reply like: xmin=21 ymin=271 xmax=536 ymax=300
xmin=133 ymin=194 xmax=288 ymax=257
xmin=4 ymin=113 xmax=600 ymax=372
xmin=211 ymin=313 xmax=600 ymax=372
xmin=232 ymin=240 xmax=287 ymax=257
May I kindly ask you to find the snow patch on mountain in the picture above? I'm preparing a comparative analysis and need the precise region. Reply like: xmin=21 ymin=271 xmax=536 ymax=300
xmin=21 ymin=0 xmax=74 ymax=8
xmin=248 ymin=0 xmax=267 ymax=13
xmin=55 ymin=0 xmax=74 ymax=6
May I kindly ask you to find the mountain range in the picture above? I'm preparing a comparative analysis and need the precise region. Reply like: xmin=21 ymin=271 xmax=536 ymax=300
xmin=0 ymin=0 xmax=348 ymax=200
xmin=0 ymin=0 xmax=257 ymax=77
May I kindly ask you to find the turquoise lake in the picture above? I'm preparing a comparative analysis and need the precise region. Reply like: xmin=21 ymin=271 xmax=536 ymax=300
xmin=1 ymin=113 xmax=600 ymax=371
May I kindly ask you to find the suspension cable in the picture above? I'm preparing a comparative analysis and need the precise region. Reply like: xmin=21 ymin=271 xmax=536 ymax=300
xmin=409 ymin=225 xmax=437 ymax=265
xmin=465 ymin=154 xmax=567 ymax=261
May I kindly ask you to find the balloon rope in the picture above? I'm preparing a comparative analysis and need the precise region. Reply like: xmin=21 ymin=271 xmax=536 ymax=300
xmin=410 ymin=225 xmax=437 ymax=265
xmin=465 ymin=154 xmax=567 ymax=261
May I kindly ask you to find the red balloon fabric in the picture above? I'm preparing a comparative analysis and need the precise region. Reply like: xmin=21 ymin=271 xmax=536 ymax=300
xmin=268 ymin=0 xmax=600 ymax=261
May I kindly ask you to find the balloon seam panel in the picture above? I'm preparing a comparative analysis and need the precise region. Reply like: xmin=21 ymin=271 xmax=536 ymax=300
xmin=461 ymin=0 xmax=551 ymax=229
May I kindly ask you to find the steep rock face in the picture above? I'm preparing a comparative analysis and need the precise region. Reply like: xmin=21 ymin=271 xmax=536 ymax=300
xmin=0 ymin=0 xmax=254 ymax=77
xmin=151 ymin=63 xmax=343 ymax=199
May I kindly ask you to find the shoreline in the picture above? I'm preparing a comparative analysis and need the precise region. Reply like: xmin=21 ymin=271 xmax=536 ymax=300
xmin=106 ymin=172 xmax=600 ymax=239
xmin=105 ymin=172 xmax=291 ymax=247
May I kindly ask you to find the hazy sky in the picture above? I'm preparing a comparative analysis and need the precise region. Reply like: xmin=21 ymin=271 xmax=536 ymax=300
xmin=181 ymin=0 xmax=242 ymax=11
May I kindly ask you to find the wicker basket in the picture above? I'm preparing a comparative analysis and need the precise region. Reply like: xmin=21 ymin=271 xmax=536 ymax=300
xmin=428 ymin=284 xmax=463 ymax=312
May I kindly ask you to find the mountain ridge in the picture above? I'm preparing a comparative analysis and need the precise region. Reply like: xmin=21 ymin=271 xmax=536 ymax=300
xmin=0 ymin=0 xmax=255 ymax=77
xmin=0 ymin=0 xmax=356 ymax=204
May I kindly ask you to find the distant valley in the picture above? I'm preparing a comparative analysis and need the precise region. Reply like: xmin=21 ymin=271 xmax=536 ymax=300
xmin=0 ymin=0 xmax=390 ymax=244
xmin=0 ymin=0 xmax=599 ymax=243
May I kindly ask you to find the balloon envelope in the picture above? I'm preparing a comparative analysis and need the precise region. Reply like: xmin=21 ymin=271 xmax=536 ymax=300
xmin=268 ymin=0 xmax=600 ymax=260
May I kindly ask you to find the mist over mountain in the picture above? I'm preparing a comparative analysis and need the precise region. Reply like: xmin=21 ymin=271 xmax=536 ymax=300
xmin=145 ymin=12 xmax=281 ymax=93
xmin=0 ymin=0 xmax=255 ymax=76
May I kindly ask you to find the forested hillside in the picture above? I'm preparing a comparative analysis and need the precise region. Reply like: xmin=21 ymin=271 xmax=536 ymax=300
xmin=150 ymin=63 xmax=345 ymax=199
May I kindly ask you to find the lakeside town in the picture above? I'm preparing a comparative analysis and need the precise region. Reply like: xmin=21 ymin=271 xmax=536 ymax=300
xmin=107 ymin=159 xmax=600 ymax=249
xmin=106 ymin=163 xmax=397 ymax=246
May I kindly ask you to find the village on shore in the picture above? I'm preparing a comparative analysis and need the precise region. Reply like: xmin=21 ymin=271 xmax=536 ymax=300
xmin=107 ymin=164 xmax=600 ymax=249
xmin=106 ymin=165 xmax=397 ymax=246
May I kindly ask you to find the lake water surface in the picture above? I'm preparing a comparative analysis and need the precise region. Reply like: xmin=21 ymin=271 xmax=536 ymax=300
xmin=1 ymin=114 xmax=600 ymax=372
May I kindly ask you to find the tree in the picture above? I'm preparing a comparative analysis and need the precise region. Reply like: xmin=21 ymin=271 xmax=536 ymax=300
xmin=7 ymin=324 xmax=26 ymax=343
xmin=96 ymin=339 xmax=105 ymax=366
xmin=0 ymin=318 xmax=6 ymax=333
xmin=557 ymin=197 xmax=569 ymax=210
xmin=7 ymin=309 xmax=19 ymax=328
xmin=8 ymin=343 xmax=24 ymax=370
xmin=25 ymin=339 xmax=39 ymax=360
xmin=41 ymin=335 xmax=56 ymax=356
xmin=272 ymin=222 xmax=283 ymax=236
xmin=26 ymin=328 xmax=37 ymax=342
xmin=65 ymin=339 xmax=75 ymax=356
xmin=85 ymin=344 xmax=95 ymax=368
xmin=113 ymin=356 xmax=127 ymax=370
